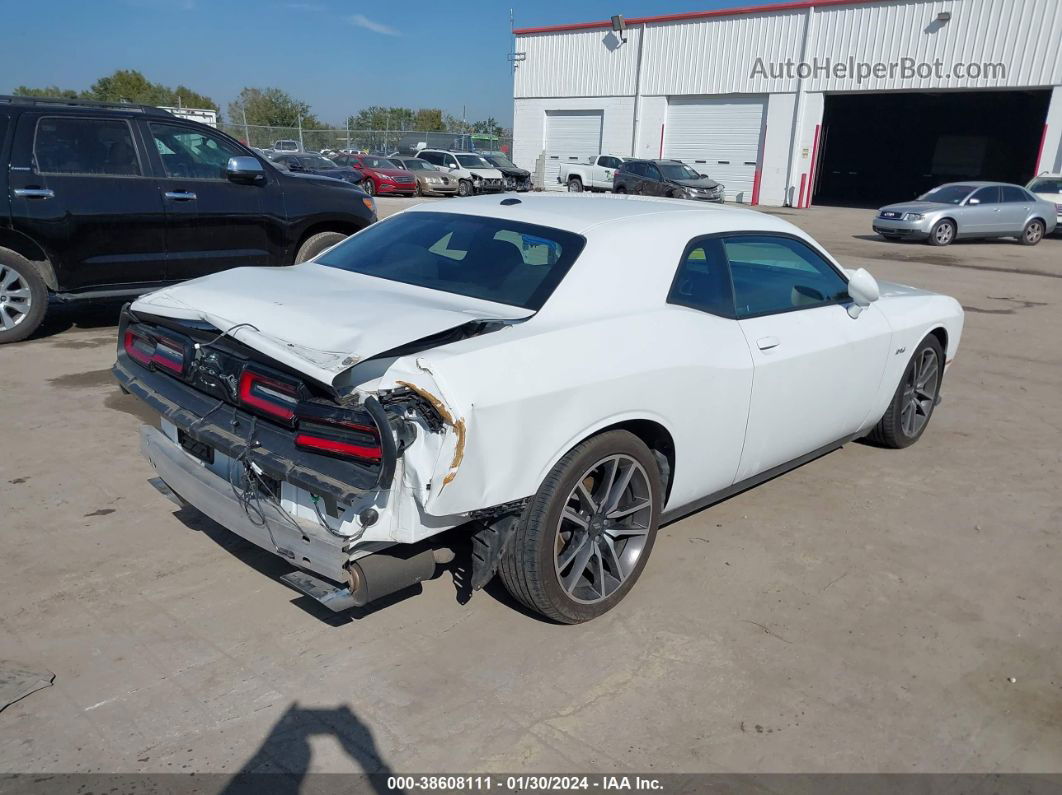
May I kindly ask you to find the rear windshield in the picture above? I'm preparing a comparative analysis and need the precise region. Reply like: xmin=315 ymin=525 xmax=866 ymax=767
xmin=1028 ymin=177 xmax=1062 ymax=194
xmin=919 ymin=185 xmax=975 ymax=204
xmin=315 ymin=212 xmax=585 ymax=310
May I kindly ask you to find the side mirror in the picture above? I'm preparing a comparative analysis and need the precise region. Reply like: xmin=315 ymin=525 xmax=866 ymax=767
xmin=967 ymin=197 xmax=980 ymax=205
xmin=846 ymin=268 xmax=880 ymax=318
xmin=226 ymin=156 xmax=265 ymax=184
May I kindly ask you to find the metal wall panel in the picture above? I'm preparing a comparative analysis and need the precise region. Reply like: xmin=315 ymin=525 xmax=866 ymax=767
xmin=514 ymin=0 xmax=1062 ymax=99
xmin=514 ymin=26 xmax=640 ymax=99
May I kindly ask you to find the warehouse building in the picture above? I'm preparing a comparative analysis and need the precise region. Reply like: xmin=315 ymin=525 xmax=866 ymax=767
xmin=511 ymin=0 xmax=1062 ymax=207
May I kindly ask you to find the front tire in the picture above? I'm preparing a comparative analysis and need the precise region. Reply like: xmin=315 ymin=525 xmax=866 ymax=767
xmin=361 ymin=179 xmax=375 ymax=196
xmin=927 ymin=219 xmax=955 ymax=246
xmin=866 ymin=335 xmax=944 ymax=449
xmin=0 ymin=251 xmax=48 ymax=344
xmin=1019 ymin=219 xmax=1044 ymax=246
xmin=499 ymin=430 xmax=662 ymax=624
xmin=295 ymin=231 xmax=347 ymax=264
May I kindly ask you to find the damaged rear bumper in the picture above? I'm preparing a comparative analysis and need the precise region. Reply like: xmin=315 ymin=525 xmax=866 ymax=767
xmin=140 ymin=424 xmax=352 ymax=584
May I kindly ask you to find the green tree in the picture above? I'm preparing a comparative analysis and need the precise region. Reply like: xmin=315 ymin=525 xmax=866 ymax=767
xmin=229 ymin=87 xmax=318 ymax=128
xmin=11 ymin=84 xmax=79 ymax=99
xmin=413 ymin=108 xmax=446 ymax=132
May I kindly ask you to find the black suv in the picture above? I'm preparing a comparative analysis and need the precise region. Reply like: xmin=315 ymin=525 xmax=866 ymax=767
xmin=478 ymin=151 xmax=531 ymax=192
xmin=612 ymin=159 xmax=725 ymax=203
xmin=0 ymin=96 xmax=376 ymax=342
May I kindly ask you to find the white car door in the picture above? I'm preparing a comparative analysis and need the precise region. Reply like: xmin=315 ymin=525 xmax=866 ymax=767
xmin=723 ymin=234 xmax=892 ymax=481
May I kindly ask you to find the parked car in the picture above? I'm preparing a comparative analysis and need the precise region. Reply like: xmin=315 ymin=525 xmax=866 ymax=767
xmin=330 ymin=153 xmax=417 ymax=197
xmin=1025 ymin=174 xmax=1062 ymax=231
xmin=390 ymin=157 xmax=459 ymax=196
xmin=414 ymin=149 xmax=504 ymax=196
xmin=114 ymin=193 xmax=963 ymax=623
xmin=558 ymin=154 xmax=627 ymax=192
xmin=874 ymin=182 xmax=1057 ymax=246
xmin=273 ymin=139 xmax=300 ymax=152
xmin=478 ymin=151 xmax=531 ymax=192
xmin=613 ymin=159 xmax=725 ymax=202
xmin=270 ymin=153 xmax=364 ymax=187
xmin=0 ymin=95 xmax=376 ymax=343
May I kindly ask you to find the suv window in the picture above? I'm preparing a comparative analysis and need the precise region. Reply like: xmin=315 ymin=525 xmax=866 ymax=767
xmin=625 ymin=162 xmax=645 ymax=177
xmin=34 ymin=117 xmax=141 ymax=176
xmin=968 ymin=186 xmax=1000 ymax=204
xmin=668 ymin=238 xmax=734 ymax=318
xmin=1000 ymin=186 xmax=1030 ymax=203
xmin=644 ymin=163 xmax=662 ymax=180
xmin=723 ymin=235 xmax=848 ymax=318
xmin=149 ymin=122 xmax=243 ymax=180
xmin=418 ymin=151 xmax=441 ymax=165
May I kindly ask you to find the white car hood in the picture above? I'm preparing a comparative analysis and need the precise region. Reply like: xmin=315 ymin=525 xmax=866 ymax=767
xmin=467 ymin=168 xmax=503 ymax=180
xmin=1032 ymin=191 xmax=1062 ymax=204
xmin=131 ymin=263 xmax=532 ymax=386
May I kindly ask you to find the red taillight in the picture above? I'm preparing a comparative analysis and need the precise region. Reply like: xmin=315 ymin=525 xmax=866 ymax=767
xmin=238 ymin=368 xmax=299 ymax=422
xmin=124 ymin=328 xmax=186 ymax=375
xmin=294 ymin=433 xmax=382 ymax=462
xmin=293 ymin=402 xmax=382 ymax=462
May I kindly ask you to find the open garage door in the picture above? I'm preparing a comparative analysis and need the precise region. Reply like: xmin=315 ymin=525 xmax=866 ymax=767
xmin=815 ymin=90 xmax=1051 ymax=207
xmin=664 ymin=96 xmax=766 ymax=203
xmin=544 ymin=110 xmax=603 ymax=189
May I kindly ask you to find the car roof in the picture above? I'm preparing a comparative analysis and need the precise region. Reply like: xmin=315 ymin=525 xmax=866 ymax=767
xmin=935 ymin=181 xmax=1025 ymax=188
xmin=402 ymin=193 xmax=798 ymax=237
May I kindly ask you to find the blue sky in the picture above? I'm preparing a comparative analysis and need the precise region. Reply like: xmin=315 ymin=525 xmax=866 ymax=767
xmin=1 ymin=0 xmax=793 ymax=127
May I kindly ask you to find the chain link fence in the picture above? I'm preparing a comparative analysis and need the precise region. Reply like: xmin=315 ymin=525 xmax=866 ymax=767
xmin=218 ymin=122 xmax=511 ymax=157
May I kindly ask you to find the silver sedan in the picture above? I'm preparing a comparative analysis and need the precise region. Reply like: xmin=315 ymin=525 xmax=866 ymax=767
xmin=873 ymin=182 xmax=1058 ymax=246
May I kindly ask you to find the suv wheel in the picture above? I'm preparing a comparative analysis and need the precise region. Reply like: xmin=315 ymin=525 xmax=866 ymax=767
xmin=295 ymin=231 xmax=347 ymax=264
xmin=0 ymin=252 xmax=48 ymax=344
xmin=457 ymin=179 xmax=472 ymax=197
xmin=499 ymin=430 xmax=662 ymax=624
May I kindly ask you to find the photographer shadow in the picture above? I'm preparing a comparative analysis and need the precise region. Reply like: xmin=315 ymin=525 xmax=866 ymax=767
xmin=223 ymin=703 xmax=403 ymax=795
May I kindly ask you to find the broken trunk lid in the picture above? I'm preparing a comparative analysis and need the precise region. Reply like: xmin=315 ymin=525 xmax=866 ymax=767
xmin=131 ymin=264 xmax=533 ymax=386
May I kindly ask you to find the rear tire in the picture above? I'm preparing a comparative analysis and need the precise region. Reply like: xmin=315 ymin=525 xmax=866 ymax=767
xmin=927 ymin=219 xmax=955 ymax=246
xmin=1019 ymin=219 xmax=1044 ymax=246
xmin=567 ymin=177 xmax=584 ymax=193
xmin=295 ymin=231 xmax=347 ymax=264
xmin=499 ymin=430 xmax=662 ymax=624
xmin=0 ymin=251 xmax=48 ymax=344
xmin=866 ymin=335 xmax=944 ymax=449
xmin=614 ymin=185 xmax=627 ymax=194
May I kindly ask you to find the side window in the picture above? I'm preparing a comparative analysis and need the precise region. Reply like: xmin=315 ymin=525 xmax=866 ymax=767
xmin=969 ymin=186 xmax=1000 ymax=204
xmin=626 ymin=162 xmax=645 ymax=177
xmin=418 ymin=152 xmax=437 ymax=165
xmin=645 ymin=164 xmax=662 ymax=181
xmin=723 ymin=235 xmax=849 ymax=318
xmin=148 ymin=122 xmax=243 ymax=179
xmin=34 ymin=117 xmax=141 ymax=176
xmin=601 ymin=156 xmax=620 ymax=169
xmin=668 ymin=238 xmax=734 ymax=318
xmin=1000 ymin=186 xmax=1029 ymax=203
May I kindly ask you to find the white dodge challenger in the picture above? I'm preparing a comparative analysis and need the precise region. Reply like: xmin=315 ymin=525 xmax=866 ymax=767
xmin=113 ymin=195 xmax=964 ymax=623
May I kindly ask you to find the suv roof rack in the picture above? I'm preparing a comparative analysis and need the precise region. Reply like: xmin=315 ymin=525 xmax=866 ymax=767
xmin=0 ymin=95 xmax=173 ymax=116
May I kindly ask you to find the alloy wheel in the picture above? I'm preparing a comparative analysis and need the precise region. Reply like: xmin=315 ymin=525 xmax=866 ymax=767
xmin=1024 ymin=221 xmax=1043 ymax=244
xmin=553 ymin=454 xmax=654 ymax=604
xmin=0 ymin=264 xmax=33 ymax=332
xmin=934 ymin=222 xmax=954 ymax=245
xmin=900 ymin=347 xmax=939 ymax=437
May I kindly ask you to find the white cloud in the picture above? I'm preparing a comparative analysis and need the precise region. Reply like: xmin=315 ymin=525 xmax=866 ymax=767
xmin=347 ymin=13 xmax=399 ymax=36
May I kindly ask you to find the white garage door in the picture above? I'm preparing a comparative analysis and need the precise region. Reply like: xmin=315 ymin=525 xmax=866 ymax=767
xmin=544 ymin=110 xmax=603 ymax=190
xmin=663 ymin=96 xmax=766 ymax=203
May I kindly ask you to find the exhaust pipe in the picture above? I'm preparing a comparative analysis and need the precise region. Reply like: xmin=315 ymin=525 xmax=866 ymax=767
xmin=346 ymin=547 xmax=438 ymax=607
xmin=280 ymin=544 xmax=454 ymax=613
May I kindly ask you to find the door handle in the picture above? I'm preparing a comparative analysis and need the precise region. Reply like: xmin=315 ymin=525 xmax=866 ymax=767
xmin=12 ymin=188 xmax=54 ymax=199
xmin=757 ymin=336 xmax=780 ymax=351
xmin=164 ymin=190 xmax=197 ymax=201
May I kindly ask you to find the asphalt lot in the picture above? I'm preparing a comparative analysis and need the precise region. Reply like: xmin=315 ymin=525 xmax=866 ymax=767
xmin=1 ymin=197 xmax=1060 ymax=776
